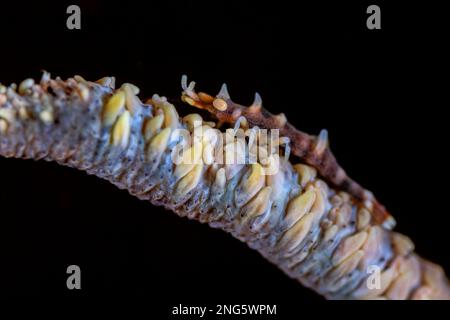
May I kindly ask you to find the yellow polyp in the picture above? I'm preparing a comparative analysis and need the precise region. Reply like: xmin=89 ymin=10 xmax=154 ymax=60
xmin=200 ymin=125 xmax=215 ymax=140
xmin=17 ymin=106 xmax=28 ymax=120
xmin=175 ymin=164 xmax=203 ymax=197
xmin=310 ymin=187 xmax=327 ymax=218
xmin=148 ymin=127 xmax=171 ymax=157
xmin=213 ymin=168 xmax=226 ymax=190
xmin=241 ymin=186 xmax=272 ymax=224
xmin=323 ymin=225 xmax=339 ymax=242
xmin=121 ymin=83 xmax=140 ymax=95
xmin=266 ymin=171 xmax=287 ymax=206
xmin=279 ymin=188 xmax=325 ymax=254
xmin=417 ymin=260 xmax=446 ymax=296
xmin=326 ymin=250 xmax=364 ymax=287
xmin=203 ymin=121 xmax=216 ymax=128
xmin=224 ymin=139 xmax=246 ymax=166
xmin=392 ymin=233 xmax=414 ymax=256
xmin=96 ymin=77 xmax=115 ymax=88
xmin=78 ymin=84 xmax=90 ymax=102
xmin=357 ymin=208 xmax=371 ymax=230
xmin=18 ymin=78 xmax=34 ymax=95
xmin=39 ymin=109 xmax=54 ymax=124
xmin=144 ymin=114 xmax=164 ymax=142
xmin=261 ymin=154 xmax=280 ymax=176
xmin=202 ymin=141 xmax=215 ymax=165
xmin=235 ymin=163 xmax=265 ymax=207
xmin=256 ymin=145 xmax=269 ymax=164
xmin=178 ymin=141 xmax=203 ymax=166
xmin=102 ymin=90 xmax=125 ymax=126
xmin=174 ymin=163 xmax=197 ymax=180
xmin=182 ymin=96 xmax=197 ymax=107
xmin=332 ymin=231 xmax=368 ymax=266
xmin=74 ymin=75 xmax=88 ymax=84
xmin=0 ymin=118 xmax=8 ymax=133
xmin=122 ymin=83 xmax=141 ymax=115
xmin=174 ymin=140 xmax=203 ymax=179
xmin=183 ymin=113 xmax=203 ymax=131
xmin=285 ymin=190 xmax=316 ymax=225
xmin=293 ymin=163 xmax=317 ymax=187
xmin=0 ymin=94 xmax=6 ymax=106
xmin=111 ymin=110 xmax=131 ymax=148
xmin=334 ymin=204 xmax=352 ymax=228
xmin=247 ymin=163 xmax=264 ymax=190
xmin=384 ymin=256 xmax=419 ymax=300
xmin=0 ymin=108 xmax=15 ymax=123
xmin=161 ymin=103 xmax=179 ymax=130
xmin=279 ymin=212 xmax=315 ymax=253
xmin=359 ymin=226 xmax=381 ymax=269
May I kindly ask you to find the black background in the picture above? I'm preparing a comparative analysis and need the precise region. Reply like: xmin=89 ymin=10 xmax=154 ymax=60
xmin=0 ymin=0 xmax=448 ymax=311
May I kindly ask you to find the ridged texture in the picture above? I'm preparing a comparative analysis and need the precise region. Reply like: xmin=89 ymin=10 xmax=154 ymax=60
xmin=0 ymin=75 xmax=449 ymax=299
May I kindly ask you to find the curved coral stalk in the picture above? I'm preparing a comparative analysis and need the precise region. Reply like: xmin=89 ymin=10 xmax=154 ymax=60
xmin=0 ymin=74 xmax=448 ymax=299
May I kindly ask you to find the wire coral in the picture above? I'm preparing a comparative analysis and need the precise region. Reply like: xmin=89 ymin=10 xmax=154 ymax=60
xmin=0 ymin=73 xmax=448 ymax=299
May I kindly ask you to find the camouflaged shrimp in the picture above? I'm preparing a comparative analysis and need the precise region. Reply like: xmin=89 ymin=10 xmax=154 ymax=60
xmin=0 ymin=73 xmax=449 ymax=300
